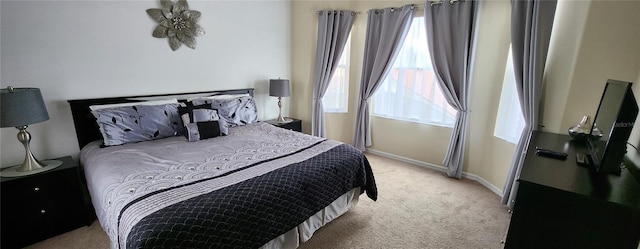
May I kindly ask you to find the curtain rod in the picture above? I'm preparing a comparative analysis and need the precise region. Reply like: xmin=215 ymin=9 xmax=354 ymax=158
xmin=429 ymin=0 xmax=461 ymax=6
xmin=316 ymin=4 xmax=421 ymax=15
xmin=316 ymin=10 xmax=361 ymax=16
xmin=315 ymin=1 xmax=463 ymax=16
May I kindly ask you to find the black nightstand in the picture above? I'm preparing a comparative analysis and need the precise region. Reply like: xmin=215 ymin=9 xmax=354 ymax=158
xmin=265 ymin=118 xmax=302 ymax=132
xmin=1 ymin=156 xmax=88 ymax=249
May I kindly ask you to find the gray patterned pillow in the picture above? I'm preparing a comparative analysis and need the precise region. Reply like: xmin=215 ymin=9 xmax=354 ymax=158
xmin=192 ymin=95 xmax=259 ymax=127
xmin=92 ymin=103 xmax=183 ymax=146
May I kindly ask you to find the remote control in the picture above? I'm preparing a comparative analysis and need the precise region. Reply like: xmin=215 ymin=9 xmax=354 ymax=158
xmin=535 ymin=147 xmax=568 ymax=160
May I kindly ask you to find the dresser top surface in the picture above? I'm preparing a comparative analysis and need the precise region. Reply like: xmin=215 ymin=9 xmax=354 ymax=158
xmin=520 ymin=131 xmax=640 ymax=208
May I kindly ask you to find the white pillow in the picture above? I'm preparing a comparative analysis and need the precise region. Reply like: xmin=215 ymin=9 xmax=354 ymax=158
xmin=89 ymin=98 xmax=179 ymax=111
xmin=187 ymin=93 xmax=250 ymax=102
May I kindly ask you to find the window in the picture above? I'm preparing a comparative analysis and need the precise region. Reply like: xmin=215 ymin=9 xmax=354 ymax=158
xmin=494 ymin=46 xmax=526 ymax=144
xmin=372 ymin=17 xmax=456 ymax=127
xmin=322 ymin=36 xmax=351 ymax=113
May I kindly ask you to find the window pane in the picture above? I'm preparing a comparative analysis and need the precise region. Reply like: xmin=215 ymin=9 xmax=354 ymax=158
xmin=323 ymin=36 xmax=351 ymax=113
xmin=372 ymin=17 xmax=456 ymax=127
xmin=494 ymin=46 xmax=525 ymax=144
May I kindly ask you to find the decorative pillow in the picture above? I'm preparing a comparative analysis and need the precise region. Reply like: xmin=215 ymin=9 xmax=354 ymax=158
xmin=89 ymin=98 xmax=178 ymax=111
xmin=91 ymin=103 xmax=183 ymax=146
xmin=191 ymin=95 xmax=259 ymax=127
xmin=178 ymin=104 xmax=228 ymax=142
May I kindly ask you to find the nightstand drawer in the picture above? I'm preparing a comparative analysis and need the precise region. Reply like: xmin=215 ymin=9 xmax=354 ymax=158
xmin=4 ymin=202 xmax=57 ymax=230
xmin=2 ymin=169 xmax=74 ymax=205
xmin=2 ymin=165 xmax=82 ymax=208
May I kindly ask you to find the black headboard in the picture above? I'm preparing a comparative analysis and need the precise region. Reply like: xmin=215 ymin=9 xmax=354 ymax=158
xmin=67 ymin=88 xmax=254 ymax=149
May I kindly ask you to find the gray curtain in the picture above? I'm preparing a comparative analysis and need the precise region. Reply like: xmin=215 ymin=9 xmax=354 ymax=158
xmin=353 ymin=5 xmax=416 ymax=151
xmin=424 ymin=0 xmax=479 ymax=179
xmin=312 ymin=10 xmax=356 ymax=137
xmin=501 ymin=0 xmax=557 ymax=210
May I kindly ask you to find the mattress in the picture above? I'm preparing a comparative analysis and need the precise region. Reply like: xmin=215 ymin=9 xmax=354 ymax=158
xmin=80 ymin=122 xmax=377 ymax=248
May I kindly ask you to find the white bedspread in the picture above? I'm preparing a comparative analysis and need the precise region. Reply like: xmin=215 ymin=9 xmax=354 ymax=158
xmin=80 ymin=122 xmax=342 ymax=248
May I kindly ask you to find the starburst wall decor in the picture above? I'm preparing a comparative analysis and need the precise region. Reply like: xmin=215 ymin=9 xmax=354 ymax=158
xmin=147 ymin=0 xmax=205 ymax=51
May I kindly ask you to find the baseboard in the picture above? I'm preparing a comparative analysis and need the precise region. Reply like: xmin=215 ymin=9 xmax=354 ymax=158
xmin=365 ymin=149 xmax=504 ymax=197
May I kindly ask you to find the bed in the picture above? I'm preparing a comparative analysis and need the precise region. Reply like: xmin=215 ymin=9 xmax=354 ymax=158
xmin=67 ymin=88 xmax=377 ymax=249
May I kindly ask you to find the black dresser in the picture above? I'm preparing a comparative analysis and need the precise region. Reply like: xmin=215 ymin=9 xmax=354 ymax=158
xmin=1 ymin=156 xmax=88 ymax=249
xmin=504 ymin=131 xmax=640 ymax=249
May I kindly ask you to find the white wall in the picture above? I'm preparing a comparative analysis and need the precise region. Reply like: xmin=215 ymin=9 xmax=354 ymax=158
xmin=544 ymin=0 xmax=640 ymax=134
xmin=465 ymin=0 xmax=513 ymax=193
xmin=542 ymin=0 xmax=590 ymax=134
xmin=0 ymin=0 xmax=291 ymax=166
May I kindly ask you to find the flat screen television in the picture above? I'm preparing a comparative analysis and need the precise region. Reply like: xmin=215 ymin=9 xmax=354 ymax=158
xmin=586 ymin=79 xmax=639 ymax=175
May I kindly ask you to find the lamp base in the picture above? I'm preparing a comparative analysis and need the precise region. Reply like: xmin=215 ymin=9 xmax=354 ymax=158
xmin=0 ymin=160 xmax=63 ymax=177
xmin=275 ymin=97 xmax=290 ymax=124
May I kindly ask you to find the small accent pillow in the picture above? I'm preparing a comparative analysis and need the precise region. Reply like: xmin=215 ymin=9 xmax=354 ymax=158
xmin=178 ymin=105 xmax=228 ymax=142
xmin=91 ymin=103 xmax=183 ymax=146
xmin=191 ymin=95 xmax=259 ymax=127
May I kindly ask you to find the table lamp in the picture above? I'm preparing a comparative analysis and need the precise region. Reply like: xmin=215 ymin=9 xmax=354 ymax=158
xmin=1 ymin=86 xmax=62 ymax=177
xmin=269 ymin=79 xmax=291 ymax=123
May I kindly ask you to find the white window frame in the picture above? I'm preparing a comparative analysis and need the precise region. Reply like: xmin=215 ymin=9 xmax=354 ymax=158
xmin=322 ymin=36 xmax=351 ymax=113
xmin=371 ymin=16 xmax=456 ymax=128
xmin=494 ymin=45 xmax=526 ymax=144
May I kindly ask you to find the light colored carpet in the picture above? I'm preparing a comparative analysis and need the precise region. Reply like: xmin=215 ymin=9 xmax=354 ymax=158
xmin=26 ymin=153 xmax=510 ymax=249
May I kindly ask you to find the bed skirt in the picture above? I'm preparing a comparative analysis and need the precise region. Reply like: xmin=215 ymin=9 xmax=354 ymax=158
xmin=260 ymin=187 xmax=361 ymax=249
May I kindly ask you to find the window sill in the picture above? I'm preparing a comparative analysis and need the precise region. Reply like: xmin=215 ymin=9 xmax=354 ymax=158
xmin=371 ymin=114 xmax=454 ymax=129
